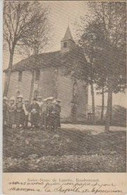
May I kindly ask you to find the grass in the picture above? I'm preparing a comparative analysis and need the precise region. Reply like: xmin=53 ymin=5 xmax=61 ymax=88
xmin=3 ymin=125 xmax=126 ymax=172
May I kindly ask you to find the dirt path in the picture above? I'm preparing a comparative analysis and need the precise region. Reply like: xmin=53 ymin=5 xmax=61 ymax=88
xmin=61 ymin=124 xmax=126 ymax=134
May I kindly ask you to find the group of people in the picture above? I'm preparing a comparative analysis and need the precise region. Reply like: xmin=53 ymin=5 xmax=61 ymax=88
xmin=3 ymin=95 xmax=61 ymax=130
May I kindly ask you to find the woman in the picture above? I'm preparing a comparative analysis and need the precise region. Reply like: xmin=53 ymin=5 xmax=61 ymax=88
xmin=8 ymin=97 xmax=16 ymax=128
xmin=15 ymin=95 xmax=25 ymax=128
xmin=30 ymin=98 xmax=40 ymax=128
xmin=3 ymin=96 xmax=8 ymax=127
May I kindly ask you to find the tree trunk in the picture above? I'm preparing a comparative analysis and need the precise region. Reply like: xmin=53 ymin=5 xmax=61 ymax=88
xmin=110 ymin=93 xmax=113 ymax=124
xmin=105 ymin=78 xmax=112 ymax=132
xmin=4 ymin=50 xmax=14 ymax=96
xmin=90 ymin=82 xmax=95 ymax=124
xmin=29 ymin=70 xmax=34 ymax=103
xmin=101 ymin=87 xmax=105 ymax=121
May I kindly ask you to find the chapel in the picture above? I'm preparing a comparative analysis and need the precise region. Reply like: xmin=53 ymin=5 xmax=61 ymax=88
xmin=4 ymin=26 xmax=88 ymax=121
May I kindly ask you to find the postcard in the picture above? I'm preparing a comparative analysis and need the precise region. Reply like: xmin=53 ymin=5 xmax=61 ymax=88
xmin=2 ymin=0 xmax=127 ymax=194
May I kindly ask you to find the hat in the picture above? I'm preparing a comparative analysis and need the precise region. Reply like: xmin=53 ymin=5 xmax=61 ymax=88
xmin=46 ymin=97 xmax=54 ymax=101
xmin=3 ymin=96 xmax=8 ymax=100
xmin=43 ymin=98 xmax=48 ymax=102
xmin=17 ymin=94 xmax=23 ymax=98
xmin=10 ymin=96 xmax=15 ymax=101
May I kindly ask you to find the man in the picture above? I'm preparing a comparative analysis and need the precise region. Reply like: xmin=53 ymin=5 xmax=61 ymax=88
xmin=54 ymin=99 xmax=61 ymax=129
xmin=3 ymin=96 xmax=8 ymax=127
xmin=30 ymin=98 xmax=40 ymax=128
xmin=15 ymin=95 xmax=25 ymax=128
xmin=45 ymin=97 xmax=54 ymax=130
xmin=23 ymin=99 xmax=30 ymax=128
xmin=40 ymin=98 xmax=47 ymax=130
xmin=37 ymin=96 xmax=43 ymax=108
xmin=37 ymin=96 xmax=43 ymax=127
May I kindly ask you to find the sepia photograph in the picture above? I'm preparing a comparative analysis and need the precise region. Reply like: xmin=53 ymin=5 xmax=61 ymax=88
xmin=3 ymin=0 xmax=126 ymax=173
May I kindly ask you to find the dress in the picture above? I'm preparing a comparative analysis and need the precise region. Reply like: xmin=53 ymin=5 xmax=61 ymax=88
xmin=23 ymin=104 xmax=30 ymax=127
xmin=15 ymin=102 xmax=25 ymax=126
xmin=30 ymin=103 xmax=40 ymax=127
xmin=8 ymin=104 xmax=16 ymax=127
xmin=3 ymin=102 xmax=8 ymax=126
xmin=46 ymin=104 xmax=54 ymax=130
xmin=40 ymin=103 xmax=47 ymax=129
xmin=37 ymin=101 xmax=43 ymax=126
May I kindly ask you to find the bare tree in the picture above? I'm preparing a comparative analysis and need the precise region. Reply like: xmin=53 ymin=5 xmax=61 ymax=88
xmin=3 ymin=1 xmax=50 ymax=96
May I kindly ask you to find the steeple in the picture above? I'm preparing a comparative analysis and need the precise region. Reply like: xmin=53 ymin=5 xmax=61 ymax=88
xmin=62 ymin=26 xmax=74 ymax=41
xmin=61 ymin=26 xmax=75 ymax=52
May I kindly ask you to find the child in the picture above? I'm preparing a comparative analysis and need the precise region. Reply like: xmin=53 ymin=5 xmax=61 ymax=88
xmin=30 ymin=98 xmax=40 ymax=128
xmin=3 ymin=96 xmax=8 ymax=127
xmin=23 ymin=99 xmax=30 ymax=128
xmin=8 ymin=97 xmax=16 ymax=128
xmin=15 ymin=95 xmax=25 ymax=128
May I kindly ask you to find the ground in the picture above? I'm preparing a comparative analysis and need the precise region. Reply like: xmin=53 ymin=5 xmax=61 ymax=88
xmin=3 ymin=124 xmax=126 ymax=172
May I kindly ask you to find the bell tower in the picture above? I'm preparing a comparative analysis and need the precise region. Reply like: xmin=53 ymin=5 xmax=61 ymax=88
xmin=61 ymin=26 xmax=76 ymax=52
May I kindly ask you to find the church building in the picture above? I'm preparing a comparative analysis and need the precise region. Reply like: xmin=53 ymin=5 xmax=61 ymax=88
xmin=4 ymin=27 xmax=88 ymax=122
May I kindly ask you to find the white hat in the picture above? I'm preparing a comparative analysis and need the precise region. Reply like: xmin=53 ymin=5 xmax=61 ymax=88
xmin=10 ymin=96 xmax=15 ymax=101
xmin=43 ymin=98 xmax=47 ymax=102
xmin=17 ymin=94 xmax=23 ymax=98
xmin=46 ymin=97 xmax=54 ymax=100
xmin=3 ymin=96 xmax=8 ymax=100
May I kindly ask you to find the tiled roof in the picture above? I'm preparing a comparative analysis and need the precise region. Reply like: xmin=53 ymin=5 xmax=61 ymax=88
xmin=4 ymin=47 xmax=87 ymax=72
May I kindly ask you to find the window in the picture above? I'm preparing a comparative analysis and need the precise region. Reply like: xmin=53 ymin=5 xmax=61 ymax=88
xmin=35 ymin=70 xmax=40 ymax=81
xmin=34 ymin=90 xmax=38 ymax=99
xmin=64 ymin=42 xmax=67 ymax=48
xmin=18 ymin=72 xmax=22 ymax=82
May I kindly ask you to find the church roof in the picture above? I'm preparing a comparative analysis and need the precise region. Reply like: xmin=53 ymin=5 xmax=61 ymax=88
xmin=62 ymin=26 xmax=74 ymax=41
xmin=4 ymin=47 xmax=87 ymax=72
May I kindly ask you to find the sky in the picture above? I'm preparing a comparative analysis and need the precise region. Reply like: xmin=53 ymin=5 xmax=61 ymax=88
xmin=3 ymin=1 xmax=88 ymax=69
xmin=3 ymin=1 xmax=126 ymax=107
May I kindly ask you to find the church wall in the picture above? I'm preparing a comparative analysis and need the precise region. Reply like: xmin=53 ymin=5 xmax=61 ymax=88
xmin=8 ymin=71 xmax=32 ymax=99
xmin=57 ymin=68 xmax=73 ymax=120
xmin=39 ymin=67 xmax=74 ymax=120
xmin=19 ymin=71 xmax=32 ymax=99
xmin=7 ymin=66 xmax=88 ymax=122
xmin=38 ymin=67 xmax=56 ymax=99
xmin=38 ymin=66 xmax=88 ymax=121
xmin=8 ymin=71 xmax=18 ymax=98
xmin=76 ymin=81 xmax=88 ymax=120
